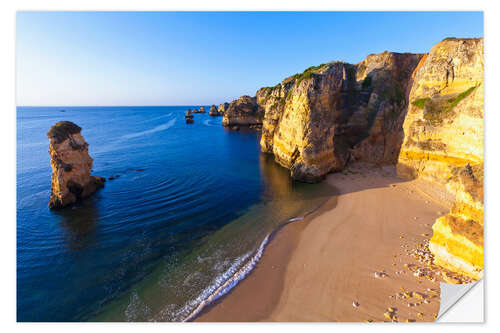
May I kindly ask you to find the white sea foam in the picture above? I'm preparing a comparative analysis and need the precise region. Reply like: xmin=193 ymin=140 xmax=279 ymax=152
xmin=178 ymin=234 xmax=271 ymax=322
xmin=125 ymin=290 xmax=151 ymax=322
xmin=122 ymin=119 xmax=176 ymax=139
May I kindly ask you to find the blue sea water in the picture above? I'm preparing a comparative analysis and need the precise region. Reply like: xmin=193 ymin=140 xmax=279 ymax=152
xmin=16 ymin=106 xmax=335 ymax=322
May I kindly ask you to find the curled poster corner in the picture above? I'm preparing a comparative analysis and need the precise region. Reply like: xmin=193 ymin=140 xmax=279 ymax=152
xmin=437 ymin=279 xmax=484 ymax=322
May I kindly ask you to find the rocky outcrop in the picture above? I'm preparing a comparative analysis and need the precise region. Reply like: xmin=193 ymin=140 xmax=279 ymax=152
xmin=222 ymin=95 xmax=264 ymax=127
xmin=219 ymin=37 xmax=483 ymax=279
xmin=185 ymin=109 xmax=194 ymax=124
xmin=396 ymin=38 xmax=484 ymax=279
xmin=47 ymin=121 xmax=105 ymax=209
xmin=209 ymin=105 xmax=221 ymax=116
xmin=218 ymin=102 xmax=229 ymax=115
xmin=252 ymin=52 xmax=423 ymax=182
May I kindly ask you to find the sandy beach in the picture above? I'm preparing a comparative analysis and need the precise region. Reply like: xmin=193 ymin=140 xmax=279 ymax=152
xmin=196 ymin=162 xmax=457 ymax=322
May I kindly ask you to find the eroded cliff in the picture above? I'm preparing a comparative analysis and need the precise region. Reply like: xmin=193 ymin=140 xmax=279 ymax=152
xmin=222 ymin=95 xmax=264 ymax=127
xmin=221 ymin=37 xmax=483 ymax=279
xmin=397 ymin=38 xmax=484 ymax=279
xmin=225 ymin=52 xmax=422 ymax=182
xmin=47 ymin=121 xmax=105 ymax=209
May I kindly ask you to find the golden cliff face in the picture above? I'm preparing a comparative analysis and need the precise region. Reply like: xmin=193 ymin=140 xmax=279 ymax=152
xmin=396 ymin=38 xmax=484 ymax=279
xmin=47 ymin=121 xmax=105 ymax=209
xmin=267 ymin=62 xmax=346 ymax=182
xmin=255 ymin=53 xmax=422 ymax=182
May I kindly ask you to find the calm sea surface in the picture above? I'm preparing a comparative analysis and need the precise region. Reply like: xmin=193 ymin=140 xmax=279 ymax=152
xmin=17 ymin=106 xmax=335 ymax=321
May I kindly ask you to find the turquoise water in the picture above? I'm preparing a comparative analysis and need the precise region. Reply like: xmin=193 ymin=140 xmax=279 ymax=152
xmin=17 ymin=106 xmax=335 ymax=321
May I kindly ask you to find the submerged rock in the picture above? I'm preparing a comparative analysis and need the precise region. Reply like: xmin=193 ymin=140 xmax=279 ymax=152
xmin=47 ymin=121 xmax=105 ymax=209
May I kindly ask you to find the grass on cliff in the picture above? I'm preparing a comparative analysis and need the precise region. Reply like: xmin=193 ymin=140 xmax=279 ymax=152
xmin=47 ymin=121 xmax=81 ymax=143
xmin=413 ymin=87 xmax=476 ymax=111
xmin=445 ymin=86 xmax=477 ymax=110
xmin=412 ymin=97 xmax=430 ymax=109
xmin=418 ymin=86 xmax=477 ymax=125
xmin=289 ymin=63 xmax=329 ymax=86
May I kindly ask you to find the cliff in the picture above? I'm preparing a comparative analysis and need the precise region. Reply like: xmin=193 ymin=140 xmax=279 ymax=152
xmin=218 ymin=102 xmax=229 ymax=115
xmin=220 ymin=37 xmax=483 ymax=279
xmin=224 ymin=52 xmax=422 ymax=182
xmin=47 ymin=121 xmax=105 ymax=209
xmin=396 ymin=38 xmax=484 ymax=279
xmin=209 ymin=105 xmax=221 ymax=116
xmin=222 ymin=95 xmax=264 ymax=127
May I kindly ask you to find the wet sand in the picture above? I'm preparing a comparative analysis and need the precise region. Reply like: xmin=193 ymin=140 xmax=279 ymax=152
xmin=196 ymin=163 xmax=454 ymax=322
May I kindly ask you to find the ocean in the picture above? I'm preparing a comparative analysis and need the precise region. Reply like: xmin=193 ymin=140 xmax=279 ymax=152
xmin=16 ymin=106 xmax=336 ymax=321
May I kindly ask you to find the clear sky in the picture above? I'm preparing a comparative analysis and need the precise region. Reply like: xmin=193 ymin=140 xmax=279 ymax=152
xmin=16 ymin=11 xmax=483 ymax=106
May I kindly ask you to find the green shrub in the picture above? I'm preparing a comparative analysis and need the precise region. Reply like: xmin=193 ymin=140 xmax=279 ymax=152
xmin=412 ymin=97 xmax=430 ymax=109
xmin=444 ymin=86 xmax=476 ymax=111
xmin=291 ymin=63 xmax=329 ymax=86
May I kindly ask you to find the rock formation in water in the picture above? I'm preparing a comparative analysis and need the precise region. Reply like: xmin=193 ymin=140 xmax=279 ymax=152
xmin=185 ymin=109 xmax=194 ymax=124
xmin=218 ymin=102 xmax=229 ymax=115
xmin=199 ymin=106 xmax=206 ymax=113
xmin=47 ymin=121 xmax=105 ymax=209
xmin=209 ymin=105 xmax=221 ymax=116
xmin=222 ymin=95 xmax=264 ymax=128
xmin=396 ymin=38 xmax=484 ymax=279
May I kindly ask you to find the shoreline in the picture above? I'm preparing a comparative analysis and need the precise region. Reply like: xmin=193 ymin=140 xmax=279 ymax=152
xmin=195 ymin=163 xmax=456 ymax=322
xmin=189 ymin=188 xmax=339 ymax=322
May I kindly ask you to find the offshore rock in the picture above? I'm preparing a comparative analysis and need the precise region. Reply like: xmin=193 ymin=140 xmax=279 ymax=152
xmin=222 ymin=95 xmax=264 ymax=127
xmin=396 ymin=38 xmax=484 ymax=279
xmin=209 ymin=104 xmax=221 ymax=116
xmin=47 ymin=121 xmax=105 ymax=209
xmin=218 ymin=102 xmax=229 ymax=115
xmin=199 ymin=106 xmax=206 ymax=113
xmin=185 ymin=109 xmax=194 ymax=124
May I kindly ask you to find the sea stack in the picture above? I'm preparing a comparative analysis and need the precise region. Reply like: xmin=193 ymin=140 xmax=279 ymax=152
xmin=185 ymin=109 xmax=194 ymax=124
xmin=209 ymin=105 xmax=220 ymax=116
xmin=218 ymin=102 xmax=229 ymax=115
xmin=47 ymin=121 xmax=105 ymax=209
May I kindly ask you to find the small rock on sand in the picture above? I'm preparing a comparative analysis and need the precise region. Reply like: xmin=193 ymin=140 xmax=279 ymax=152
xmin=352 ymin=301 xmax=360 ymax=308
xmin=374 ymin=271 xmax=388 ymax=278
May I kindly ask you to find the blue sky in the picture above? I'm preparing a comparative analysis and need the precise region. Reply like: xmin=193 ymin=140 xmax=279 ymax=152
xmin=16 ymin=12 xmax=483 ymax=106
